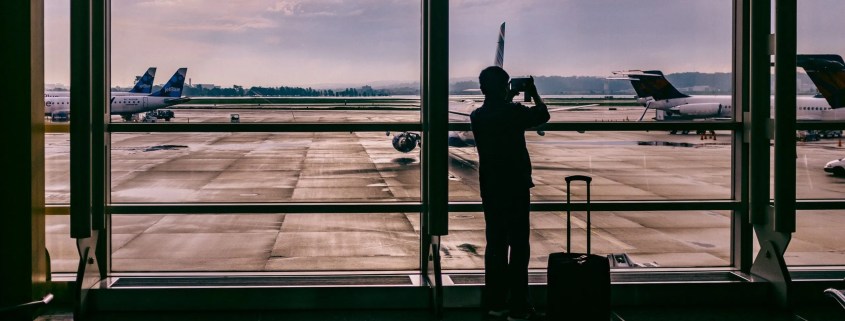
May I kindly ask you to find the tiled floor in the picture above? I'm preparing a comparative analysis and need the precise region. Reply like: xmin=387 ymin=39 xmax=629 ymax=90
xmin=32 ymin=305 xmax=845 ymax=321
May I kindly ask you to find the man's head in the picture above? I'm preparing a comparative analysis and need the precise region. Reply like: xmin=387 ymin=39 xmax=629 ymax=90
xmin=479 ymin=66 xmax=510 ymax=100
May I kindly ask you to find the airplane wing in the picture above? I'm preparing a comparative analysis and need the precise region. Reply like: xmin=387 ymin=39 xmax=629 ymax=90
xmin=164 ymin=97 xmax=192 ymax=104
xmin=548 ymin=104 xmax=599 ymax=112
xmin=449 ymin=103 xmax=599 ymax=117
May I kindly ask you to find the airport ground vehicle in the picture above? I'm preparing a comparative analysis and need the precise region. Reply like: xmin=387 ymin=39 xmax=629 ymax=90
xmin=824 ymin=157 xmax=845 ymax=176
xmin=150 ymin=109 xmax=174 ymax=121
xmin=141 ymin=113 xmax=157 ymax=123
xmin=819 ymin=130 xmax=843 ymax=138
xmin=50 ymin=111 xmax=69 ymax=122
xmin=797 ymin=130 xmax=821 ymax=142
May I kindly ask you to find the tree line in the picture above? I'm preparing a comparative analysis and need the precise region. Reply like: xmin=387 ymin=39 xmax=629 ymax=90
xmin=183 ymin=85 xmax=392 ymax=97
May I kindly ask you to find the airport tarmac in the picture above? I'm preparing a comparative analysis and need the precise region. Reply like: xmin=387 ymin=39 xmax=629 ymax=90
xmin=44 ymin=105 xmax=845 ymax=273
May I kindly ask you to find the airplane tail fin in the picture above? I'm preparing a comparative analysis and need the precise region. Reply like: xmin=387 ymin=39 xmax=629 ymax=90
xmin=150 ymin=68 xmax=187 ymax=97
xmin=610 ymin=70 xmax=689 ymax=101
xmin=494 ymin=22 xmax=505 ymax=68
xmin=129 ymin=67 xmax=156 ymax=94
xmin=797 ymin=54 xmax=845 ymax=108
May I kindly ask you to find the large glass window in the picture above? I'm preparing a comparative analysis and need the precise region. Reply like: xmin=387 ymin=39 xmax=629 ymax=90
xmin=449 ymin=130 xmax=732 ymax=202
xmin=45 ymin=0 xmax=75 ymax=274
xmin=785 ymin=210 xmax=845 ymax=266
xmin=110 ymin=0 xmax=421 ymax=124
xmin=794 ymin=1 xmax=845 ymax=201
xmin=50 ymin=0 xmax=845 ymax=280
xmin=111 ymin=213 xmax=419 ymax=272
xmin=441 ymin=211 xmax=732 ymax=270
xmin=445 ymin=0 xmax=736 ymax=270
xmin=103 ymin=0 xmax=422 ymax=273
xmin=111 ymin=132 xmax=420 ymax=203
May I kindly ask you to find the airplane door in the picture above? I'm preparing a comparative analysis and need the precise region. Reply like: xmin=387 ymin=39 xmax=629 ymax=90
xmin=143 ymin=97 xmax=148 ymax=108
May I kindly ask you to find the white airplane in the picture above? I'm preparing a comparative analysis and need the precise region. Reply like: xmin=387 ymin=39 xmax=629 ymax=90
xmin=390 ymin=22 xmax=596 ymax=153
xmin=610 ymin=67 xmax=845 ymax=123
xmin=45 ymin=68 xmax=190 ymax=121
xmin=44 ymin=67 xmax=157 ymax=98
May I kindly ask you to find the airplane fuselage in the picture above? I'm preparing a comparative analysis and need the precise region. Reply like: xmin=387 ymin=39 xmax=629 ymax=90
xmin=646 ymin=95 xmax=843 ymax=120
xmin=44 ymin=95 xmax=187 ymax=117
xmin=44 ymin=91 xmax=140 ymax=98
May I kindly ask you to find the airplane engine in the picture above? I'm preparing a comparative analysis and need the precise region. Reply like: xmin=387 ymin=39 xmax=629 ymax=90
xmin=635 ymin=96 xmax=653 ymax=107
xmin=673 ymin=103 xmax=723 ymax=117
xmin=392 ymin=132 xmax=420 ymax=153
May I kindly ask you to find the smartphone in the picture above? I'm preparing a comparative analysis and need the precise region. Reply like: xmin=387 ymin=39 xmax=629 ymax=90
xmin=510 ymin=77 xmax=533 ymax=92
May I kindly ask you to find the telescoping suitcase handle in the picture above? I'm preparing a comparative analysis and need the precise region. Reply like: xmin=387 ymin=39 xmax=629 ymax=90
xmin=565 ymin=175 xmax=591 ymax=255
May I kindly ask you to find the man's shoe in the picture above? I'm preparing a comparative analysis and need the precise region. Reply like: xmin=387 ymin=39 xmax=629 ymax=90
xmin=506 ymin=308 xmax=545 ymax=321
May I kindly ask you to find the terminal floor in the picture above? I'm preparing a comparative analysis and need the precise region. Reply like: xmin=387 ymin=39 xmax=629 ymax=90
xmin=35 ymin=305 xmax=845 ymax=321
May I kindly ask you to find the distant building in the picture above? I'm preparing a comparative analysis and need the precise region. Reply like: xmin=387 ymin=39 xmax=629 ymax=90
xmin=45 ymin=83 xmax=69 ymax=90
xmin=193 ymin=83 xmax=220 ymax=90
xmin=680 ymin=85 xmax=714 ymax=93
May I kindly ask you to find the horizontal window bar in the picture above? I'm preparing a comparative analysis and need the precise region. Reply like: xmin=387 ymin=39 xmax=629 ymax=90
xmin=795 ymin=121 xmax=845 ymax=130
xmin=454 ymin=201 xmax=742 ymax=212
xmin=105 ymin=201 xmax=742 ymax=215
xmin=108 ymin=203 xmax=423 ymax=214
xmin=106 ymin=121 xmax=741 ymax=133
xmin=91 ymin=200 xmax=845 ymax=215
xmin=795 ymin=200 xmax=845 ymax=210
xmin=449 ymin=121 xmax=740 ymax=132
xmin=46 ymin=123 xmax=70 ymax=133
xmin=107 ymin=122 xmax=422 ymax=133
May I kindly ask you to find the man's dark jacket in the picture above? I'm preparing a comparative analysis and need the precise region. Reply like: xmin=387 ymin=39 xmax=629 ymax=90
xmin=470 ymin=100 xmax=550 ymax=198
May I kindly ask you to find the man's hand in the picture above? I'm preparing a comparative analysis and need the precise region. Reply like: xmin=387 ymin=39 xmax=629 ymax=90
xmin=525 ymin=76 xmax=539 ymax=98
xmin=526 ymin=76 xmax=545 ymax=106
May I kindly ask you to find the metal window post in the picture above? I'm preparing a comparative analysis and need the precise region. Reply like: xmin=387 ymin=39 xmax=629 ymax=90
xmin=421 ymin=0 xmax=448 ymax=317
xmin=749 ymin=0 xmax=795 ymax=308
xmin=71 ymin=0 xmax=106 ymax=317
xmin=772 ymin=0 xmax=796 ymax=234
xmin=92 ymin=0 xmax=110 ymax=277
xmin=0 ymin=1 xmax=48 ymax=319
xmin=732 ymin=0 xmax=753 ymax=273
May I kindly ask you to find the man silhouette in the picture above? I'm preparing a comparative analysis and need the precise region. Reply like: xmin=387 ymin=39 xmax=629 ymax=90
xmin=470 ymin=66 xmax=549 ymax=321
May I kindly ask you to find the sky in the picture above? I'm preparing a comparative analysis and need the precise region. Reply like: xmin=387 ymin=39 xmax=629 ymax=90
xmin=44 ymin=0 xmax=845 ymax=88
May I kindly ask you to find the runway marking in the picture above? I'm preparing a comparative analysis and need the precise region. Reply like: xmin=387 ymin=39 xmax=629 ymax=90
xmin=567 ymin=215 xmax=635 ymax=251
xmin=802 ymin=154 xmax=814 ymax=190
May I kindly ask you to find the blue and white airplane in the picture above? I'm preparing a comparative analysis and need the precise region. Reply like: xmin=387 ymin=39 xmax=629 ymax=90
xmin=44 ymin=67 xmax=157 ymax=98
xmin=45 ymin=68 xmax=190 ymax=121
xmin=610 ymin=63 xmax=845 ymax=122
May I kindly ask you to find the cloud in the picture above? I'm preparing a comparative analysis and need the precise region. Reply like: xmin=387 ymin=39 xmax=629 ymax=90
xmin=137 ymin=0 xmax=189 ymax=7
xmin=267 ymin=0 xmax=299 ymax=15
xmin=171 ymin=17 xmax=277 ymax=32
xmin=266 ymin=0 xmax=371 ymax=17
xmin=48 ymin=0 xmax=845 ymax=87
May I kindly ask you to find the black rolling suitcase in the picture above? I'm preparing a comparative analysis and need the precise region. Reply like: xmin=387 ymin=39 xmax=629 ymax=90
xmin=546 ymin=175 xmax=611 ymax=321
